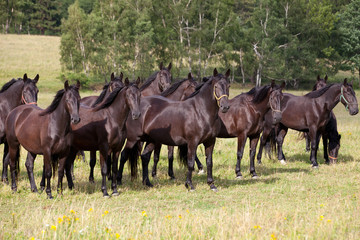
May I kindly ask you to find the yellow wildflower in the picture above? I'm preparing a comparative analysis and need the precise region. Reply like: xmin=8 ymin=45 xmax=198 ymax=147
xmin=70 ymin=209 xmax=76 ymax=214
xmin=141 ymin=211 xmax=147 ymax=217
xmin=29 ymin=237 xmax=35 ymax=240
xmin=116 ymin=233 xmax=120 ymax=238
xmin=51 ymin=225 xmax=57 ymax=231
xmin=178 ymin=215 xmax=182 ymax=219
xmin=327 ymin=219 xmax=332 ymax=223
xmin=165 ymin=215 xmax=172 ymax=220
xmin=88 ymin=208 xmax=93 ymax=212
xmin=75 ymin=217 xmax=79 ymax=221
xmin=41 ymin=230 xmax=45 ymax=234
xmin=58 ymin=217 xmax=63 ymax=224
xmin=104 ymin=210 xmax=109 ymax=215
xmin=271 ymin=233 xmax=277 ymax=240
xmin=320 ymin=215 xmax=324 ymax=221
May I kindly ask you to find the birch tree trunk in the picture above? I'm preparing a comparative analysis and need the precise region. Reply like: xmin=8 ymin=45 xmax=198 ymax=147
xmin=239 ymin=48 xmax=245 ymax=85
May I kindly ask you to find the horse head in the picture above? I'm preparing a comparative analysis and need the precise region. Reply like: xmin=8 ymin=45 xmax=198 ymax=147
xmin=125 ymin=77 xmax=141 ymax=120
xmin=157 ymin=62 xmax=172 ymax=92
xmin=212 ymin=68 xmax=230 ymax=113
xmin=340 ymin=78 xmax=358 ymax=115
xmin=64 ymin=80 xmax=81 ymax=124
xmin=269 ymin=81 xmax=285 ymax=124
xmin=22 ymin=73 xmax=39 ymax=105
xmin=109 ymin=72 xmax=125 ymax=93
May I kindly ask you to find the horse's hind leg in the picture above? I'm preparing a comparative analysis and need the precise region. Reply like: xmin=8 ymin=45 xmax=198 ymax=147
xmin=117 ymin=147 xmax=129 ymax=185
xmin=276 ymin=126 xmax=288 ymax=164
xmin=235 ymin=135 xmax=247 ymax=179
xmin=99 ymin=148 xmax=110 ymax=197
xmin=249 ymin=136 xmax=260 ymax=178
xmin=43 ymin=151 xmax=53 ymax=199
xmin=111 ymin=151 xmax=120 ymax=196
xmin=151 ymin=144 xmax=161 ymax=178
xmin=141 ymin=142 xmax=155 ymax=187
xmin=2 ymin=142 xmax=9 ymax=183
xmin=203 ymin=139 xmax=217 ymax=191
xmin=309 ymin=130 xmax=321 ymax=168
xmin=64 ymin=150 xmax=77 ymax=190
xmin=168 ymin=146 xmax=175 ymax=179
xmin=9 ymin=145 xmax=20 ymax=192
xmin=89 ymin=151 xmax=96 ymax=183
xmin=195 ymin=153 xmax=204 ymax=174
xmin=322 ymin=132 xmax=330 ymax=164
xmin=107 ymin=153 xmax=112 ymax=180
xmin=25 ymin=152 xmax=38 ymax=192
xmin=305 ymin=132 xmax=311 ymax=152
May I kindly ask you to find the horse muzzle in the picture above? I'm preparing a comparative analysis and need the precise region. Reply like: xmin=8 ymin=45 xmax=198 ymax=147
xmin=71 ymin=116 xmax=81 ymax=124
xmin=132 ymin=111 xmax=141 ymax=120
xmin=273 ymin=112 xmax=282 ymax=124
xmin=220 ymin=104 xmax=230 ymax=113
xmin=349 ymin=106 xmax=359 ymax=116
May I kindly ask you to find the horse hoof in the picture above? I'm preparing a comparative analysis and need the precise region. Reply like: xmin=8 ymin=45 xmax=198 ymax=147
xmin=198 ymin=169 xmax=205 ymax=175
xmin=312 ymin=165 xmax=319 ymax=169
xmin=32 ymin=188 xmax=38 ymax=193
xmin=112 ymin=192 xmax=120 ymax=197
xmin=257 ymin=161 xmax=262 ymax=165
xmin=47 ymin=195 xmax=54 ymax=200
xmin=210 ymin=184 xmax=218 ymax=192
xmin=235 ymin=175 xmax=243 ymax=180
xmin=189 ymin=188 xmax=196 ymax=192
xmin=103 ymin=194 xmax=110 ymax=198
xmin=252 ymin=175 xmax=259 ymax=179
xmin=279 ymin=160 xmax=287 ymax=165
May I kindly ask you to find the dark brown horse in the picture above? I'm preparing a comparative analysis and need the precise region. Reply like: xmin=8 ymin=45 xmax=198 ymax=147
xmin=260 ymin=79 xmax=357 ymax=168
xmin=5 ymin=81 xmax=81 ymax=198
xmin=0 ymin=74 xmax=39 ymax=183
xmin=65 ymin=78 xmax=141 ymax=197
xmin=118 ymin=68 xmax=230 ymax=191
xmin=216 ymin=81 xmax=284 ymax=179
xmin=150 ymin=73 xmax=203 ymax=179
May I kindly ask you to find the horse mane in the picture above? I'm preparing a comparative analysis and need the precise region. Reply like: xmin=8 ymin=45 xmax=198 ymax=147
xmin=139 ymin=71 xmax=158 ymax=91
xmin=305 ymin=84 xmax=334 ymax=98
xmin=39 ymin=89 xmax=66 ymax=116
xmin=161 ymin=78 xmax=196 ymax=97
xmin=91 ymin=83 xmax=110 ymax=107
xmin=93 ymin=86 xmax=126 ymax=111
xmin=0 ymin=78 xmax=20 ymax=93
xmin=251 ymin=85 xmax=272 ymax=104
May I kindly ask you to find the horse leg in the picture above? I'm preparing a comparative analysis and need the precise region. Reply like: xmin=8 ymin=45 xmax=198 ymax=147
xmin=107 ymin=153 xmax=112 ymax=180
xmin=111 ymin=151 xmax=120 ymax=196
xmin=185 ymin=143 xmax=196 ymax=191
xmin=64 ymin=150 xmax=76 ymax=190
xmin=322 ymin=132 xmax=330 ymax=164
xmin=89 ymin=151 xmax=96 ymax=183
xmin=99 ymin=149 xmax=109 ymax=197
xmin=70 ymin=160 xmax=75 ymax=181
xmin=195 ymin=153 xmax=204 ymax=174
xmin=80 ymin=150 xmax=86 ymax=163
xmin=151 ymin=143 xmax=161 ymax=178
xmin=305 ymin=132 xmax=311 ymax=152
xmin=43 ymin=151 xmax=53 ymax=199
xmin=141 ymin=142 xmax=154 ymax=187
xmin=57 ymin=156 xmax=66 ymax=195
xmin=276 ymin=126 xmax=288 ymax=165
xmin=257 ymin=128 xmax=271 ymax=164
xmin=25 ymin=152 xmax=38 ymax=192
xmin=203 ymin=139 xmax=217 ymax=191
xmin=168 ymin=146 xmax=175 ymax=179
xmin=235 ymin=135 xmax=247 ymax=179
xmin=9 ymin=145 xmax=20 ymax=192
xmin=40 ymin=164 xmax=45 ymax=191
xmin=309 ymin=129 xmax=321 ymax=168
xmin=2 ymin=141 xmax=9 ymax=183
xmin=117 ymin=147 xmax=130 ymax=185
xmin=249 ymin=136 xmax=260 ymax=178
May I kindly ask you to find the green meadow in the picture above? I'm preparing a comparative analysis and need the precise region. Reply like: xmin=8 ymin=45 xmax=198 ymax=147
xmin=0 ymin=34 xmax=360 ymax=239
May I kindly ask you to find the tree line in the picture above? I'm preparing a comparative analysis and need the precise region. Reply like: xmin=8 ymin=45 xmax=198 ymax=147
xmin=1 ymin=0 xmax=360 ymax=88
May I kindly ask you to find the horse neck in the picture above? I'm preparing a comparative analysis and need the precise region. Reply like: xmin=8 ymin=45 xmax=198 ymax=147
xmin=2 ymin=81 xmax=23 ymax=109
xmin=250 ymin=93 xmax=271 ymax=118
xmin=141 ymin=78 xmax=160 ymax=97
xmin=107 ymin=90 xmax=129 ymax=126
xmin=320 ymin=84 xmax=342 ymax=112
xmin=49 ymin=98 xmax=71 ymax=136
xmin=195 ymin=82 xmax=219 ymax=118
xmin=167 ymin=82 xmax=188 ymax=101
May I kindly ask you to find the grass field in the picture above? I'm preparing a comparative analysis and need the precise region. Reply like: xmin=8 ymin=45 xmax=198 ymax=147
xmin=0 ymin=34 xmax=360 ymax=239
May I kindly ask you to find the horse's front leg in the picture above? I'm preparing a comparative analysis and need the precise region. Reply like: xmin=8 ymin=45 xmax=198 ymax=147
xmin=185 ymin=143 xmax=197 ymax=191
xmin=141 ymin=142 xmax=155 ymax=187
xmin=203 ymin=138 xmax=217 ymax=191
xmin=151 ymin=143 xmax=161 ymax=178
xmin=309 ymin=129 xmax=321 ymax=168
xmin=235 ymin=134 xmax=247 ymax=179
xmin=257 ymin=127 xmax=271 ymax=164
xmin=99 ymin=147 xmax=109 ymax=197
xmin=276 ymin=125 xmax=288 ymax=165
xmin=167 ymin=146 xmax=175 ymax=179
xmin=43 ymin=151 xmax=53 ymax=199
xmin=111 ymin=151 xmax=120 ymax=196
xmin=9 ymin=145 xmax=20 ymax=192
xmin=249 ymin=136 xmax=260 ymax=178
xmin=117 ymin=142 xmax=133 ymax=185
xmin=322 ymin=132 xmax=330 ymax=164
xmin=89 ymin=151 xmax=96 ymax=183
xmin=25 ymin=152 xmax=38 ymax=192
xmin=304 ymin=132 xmax=311 ymax=152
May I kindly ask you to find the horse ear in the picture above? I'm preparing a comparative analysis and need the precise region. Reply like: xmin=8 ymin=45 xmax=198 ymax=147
xmin=271 ymin=80 xmax=275 ymax=88
xmin=188 ymin=72 xmax=192 ymax=79
xmin=324 ymin=75 xmax=328 ymax=82
xmin=225 ymin=69 xmax=231 ymax=78
xmin=168 ymin=62 xmax=172 ymax=71
xmin=213 ymin=68 xmax=218 ymax=76
xmin=64 ymin=80 xmax=69 ymax=91
xmin=317 ymin=75 xmax=320 ymax=81
xmin=135 ymin=77 xmax=140 ymax=86
xmin=280 ymin=81 xmax=286 ymax=89
xmin=119 ymin=72 xmax=123 ymax=81
xmin=111 ymin=73 xmax=115 ymax=82
xmin=202 ymin=77 xmax=209 ymax=82
xmin=33 ymin=74 xmax=39 ymax=83
xmin=76 ymin=80 xmax=81 ymax=90
xmin=343 ymin=78 xmax=348 ymax=85
xmin=159 ymin=62 xmax=163 ymax=70
xmin=125 ymin=77 xmax=130 ymax=86
xmin=23 ymin=73 xmax=28 ymax=82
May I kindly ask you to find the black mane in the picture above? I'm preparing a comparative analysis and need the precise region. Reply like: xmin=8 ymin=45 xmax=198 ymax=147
xmin=251 ymin=85 xmax=272 ymax=104
xmin=39 ymin=89 xmax=66 ymax=116
xmin=139 ymin=71 xmax=158 ymax=91
xmin=92 ymin=83 xmax=110 ymax=107
xmin=0 ymin=78 xmax=20 ymax=93
xmin=305 ymin=84 xmax=333 ymax=98
xmin=94 ymin=86 xmax=126 ymax=111
xmin=161 ymin=78 xmax=196 ymax=97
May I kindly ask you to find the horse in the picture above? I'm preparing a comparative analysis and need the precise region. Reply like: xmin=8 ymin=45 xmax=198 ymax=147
xmin=86 ymin=63 xmax=172 ymax=183
xmin=64 ymin=78 xmax=141 ymax=197
xmin=215 ymin=81 xmax=284 ymax=179
xmin=5 ymin=81 xmax=81 ymax=199
xmin=71 ymin=72 xmax=125 ymax=180
xmin=117 ymin=68 xmax=230 ymax=191
xmin=259 ymin=79 xmax=357 ymax=168
xmin=150 ymin=73 xmax=204 ymax=179
xmin=0 ymin=74 xmax=39 ymax=183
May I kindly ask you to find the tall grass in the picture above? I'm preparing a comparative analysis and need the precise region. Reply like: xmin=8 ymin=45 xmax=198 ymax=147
xmin=0 ymin=34 xmax=360 ymax=239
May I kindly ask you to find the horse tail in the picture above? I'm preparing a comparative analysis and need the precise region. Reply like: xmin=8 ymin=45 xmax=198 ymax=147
xmin=128 ymin=142 xmax=141 ymax=179
xmin=265 ymin=128 xmax=277 ymax=159
xmin=297 ymin=132 xmax=306 ymax=140
xmin=178 ymin=144 xmax=188 ymax=167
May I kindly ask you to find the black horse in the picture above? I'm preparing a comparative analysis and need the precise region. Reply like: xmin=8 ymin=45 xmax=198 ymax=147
xmin=0 ymin=74 xmax=39 ymax=183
